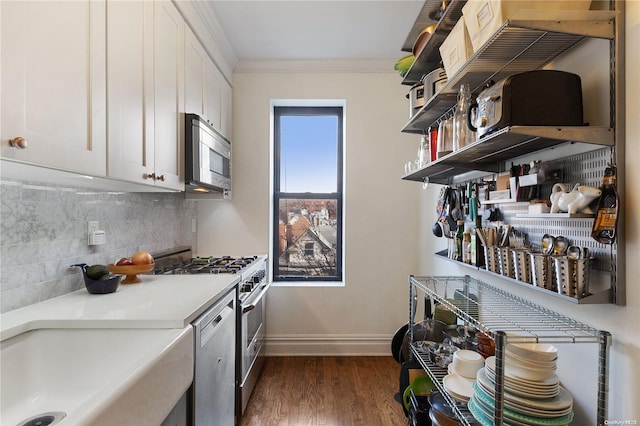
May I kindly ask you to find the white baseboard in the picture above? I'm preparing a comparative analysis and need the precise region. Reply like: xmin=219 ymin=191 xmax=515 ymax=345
xmin=264 ymin=333 xmax=393 ymax=356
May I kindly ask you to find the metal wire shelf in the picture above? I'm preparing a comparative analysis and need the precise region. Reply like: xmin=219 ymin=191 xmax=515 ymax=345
xmin=410 ymin=275 xmax=602 ymax=343
xmin=408 ymin=275 xmax=611 ymax=425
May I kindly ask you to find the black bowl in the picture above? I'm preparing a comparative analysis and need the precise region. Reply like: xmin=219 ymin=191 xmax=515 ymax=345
xmin=72 ymin=263 xmax=121 ymax=294
xmin=83 ymin=274 xmax=121 ymax=294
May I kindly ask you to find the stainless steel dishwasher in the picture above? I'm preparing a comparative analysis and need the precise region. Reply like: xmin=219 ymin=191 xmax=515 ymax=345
xmin=191 ymin=288 xmax=236 ymax=426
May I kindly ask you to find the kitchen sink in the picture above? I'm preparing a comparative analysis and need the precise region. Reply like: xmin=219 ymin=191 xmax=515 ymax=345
xmin=1 ymin=327 xmax=193 ymax=426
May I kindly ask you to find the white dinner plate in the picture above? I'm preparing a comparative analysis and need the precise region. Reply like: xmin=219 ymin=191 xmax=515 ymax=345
xmin=484 ymin=365 xmax=560 ymax=398
xmin=443 ymin=372 xmax=474 ymax=402
xmin=486 ymin=356 xmax=559 ymax=388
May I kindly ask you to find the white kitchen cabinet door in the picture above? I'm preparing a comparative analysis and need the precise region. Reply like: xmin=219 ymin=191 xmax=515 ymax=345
xmin=1 ymin=1 xmax=106 ymax=175
xmin=220 ymin=78 xmax=233 ymax=141
xmin=107 ymin=1 xmax=155 ymax=185
xmin=184 ymin=26 xmax=223 ymax=134
xmin=185 ymin=26 xmax=206 ymax=119
xmin=204 ymin=59 xmax=223 ymax=134
xmin=153 ymin=0 xmax=185 ymax=191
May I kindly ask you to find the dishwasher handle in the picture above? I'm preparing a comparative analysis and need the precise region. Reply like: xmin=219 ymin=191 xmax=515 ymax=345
xmin=199 ymin=303 xmax=234 ymax=348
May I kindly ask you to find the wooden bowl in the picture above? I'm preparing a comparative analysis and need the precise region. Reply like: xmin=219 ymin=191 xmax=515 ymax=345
xmin=108 ymin=263 xmax=155 ymax=284
xmin=412 ymin=24 xmax=437 ymax=57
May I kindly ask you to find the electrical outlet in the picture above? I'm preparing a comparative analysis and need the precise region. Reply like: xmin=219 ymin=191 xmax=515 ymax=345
xmin=88 ymin=221 xmax=99 ymax=234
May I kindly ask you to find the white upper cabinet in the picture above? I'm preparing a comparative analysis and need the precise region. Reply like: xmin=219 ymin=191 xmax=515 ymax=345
xmin=220 ymin=79 xmax=233 ymax=140
xmin=107 ymin=1 xmax=155 ymax=185
xmin=153 ymin=0 xmax=185 ymax=190
xmin=107 ymin=0 xmax=184 ymax=191
xmin=1 ymin=1 xmax=107 ymax=175
xmin=184 ymin=26 xmax=232 ymax=140
xmin=185 ymin=27 xmax=207 ymax=119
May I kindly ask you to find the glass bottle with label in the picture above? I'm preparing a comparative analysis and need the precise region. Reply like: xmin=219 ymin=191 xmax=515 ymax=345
xmin=591 ymin=165 xmax=619 ymax=244
xmin=452 ymin=84 xmax=474 ymax=151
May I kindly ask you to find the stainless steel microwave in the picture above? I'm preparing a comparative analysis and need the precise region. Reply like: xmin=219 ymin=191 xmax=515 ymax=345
xmin=185 ymin=114 xmax=231 ymax=197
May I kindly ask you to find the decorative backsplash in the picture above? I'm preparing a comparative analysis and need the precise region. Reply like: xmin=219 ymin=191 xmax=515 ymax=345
xmin=0 ymin=179 xmax=197 ymax=313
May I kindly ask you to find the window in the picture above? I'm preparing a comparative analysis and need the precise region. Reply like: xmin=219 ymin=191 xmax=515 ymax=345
xmin=273 ymin=106 xmax=343 ymax=282
xmin=304 ymin=242 xmax=315 ymax=257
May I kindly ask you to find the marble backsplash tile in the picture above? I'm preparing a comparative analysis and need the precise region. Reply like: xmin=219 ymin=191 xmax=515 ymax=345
xmin=0 ymin=179 xmax=197 ymax=313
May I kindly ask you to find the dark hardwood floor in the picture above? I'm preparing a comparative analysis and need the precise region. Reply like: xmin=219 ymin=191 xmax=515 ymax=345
xmin=240 ymin=356 xmax=407 ymax=426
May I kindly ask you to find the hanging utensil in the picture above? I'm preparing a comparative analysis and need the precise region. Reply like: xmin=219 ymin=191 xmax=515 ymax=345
xmin=451 ymin=188 xmax=462 ymax=221
xmin=467 ymin=182 xmax=475 ymax=221
xmin=445 ymin=188 xmax=458 ymax=232
xmin=432 ymin=187 xmax=449 ymax=237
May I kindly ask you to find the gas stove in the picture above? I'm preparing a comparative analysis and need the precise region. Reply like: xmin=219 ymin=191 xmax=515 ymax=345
xmin=150 ymin=247 xmax=268 ymax=301
xmin=155 ymin=255 xmax=259 ymax=275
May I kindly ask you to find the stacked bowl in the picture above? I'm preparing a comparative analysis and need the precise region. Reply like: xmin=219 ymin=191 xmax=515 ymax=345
xmin=468 ymin=343 xmax=575 ymax=426
xmin=442 ymin=349 xmax=484 ymax=403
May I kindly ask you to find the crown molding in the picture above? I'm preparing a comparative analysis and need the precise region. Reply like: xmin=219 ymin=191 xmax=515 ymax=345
xmin=235 ymin=58 xmax=398 ymax=74
xmin=174 ymin=0 xmax=238 ymax=80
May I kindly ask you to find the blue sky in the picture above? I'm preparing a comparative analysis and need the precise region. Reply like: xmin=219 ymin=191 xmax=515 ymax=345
xmin=279 ymin=115 xmax=338 ymax=193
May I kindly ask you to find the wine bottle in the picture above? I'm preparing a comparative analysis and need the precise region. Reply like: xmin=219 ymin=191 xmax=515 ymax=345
xmin=591 ymin=165 xmax=619 ymax=244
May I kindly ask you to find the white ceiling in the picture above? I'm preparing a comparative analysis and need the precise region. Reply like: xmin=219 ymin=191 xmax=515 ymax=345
xmin=205 ymin=0 xmax=425 ymax=60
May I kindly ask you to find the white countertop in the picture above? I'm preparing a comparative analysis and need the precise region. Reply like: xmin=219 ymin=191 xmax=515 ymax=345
xmin=1 ymin=273 xmax=240 ymax=340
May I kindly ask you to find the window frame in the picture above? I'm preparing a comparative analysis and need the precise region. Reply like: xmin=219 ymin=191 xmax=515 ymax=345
xmin=272 ymin=106 xmax=344 ymax=282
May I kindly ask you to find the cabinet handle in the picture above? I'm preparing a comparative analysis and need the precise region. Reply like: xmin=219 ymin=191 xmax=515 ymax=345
xmin=157 ymin=174 xmax=165 ymax=181
xmin=9 ymin=137 xmax=27 ymax=149
xmin=143 ymin=172 xmax=156 ymax=180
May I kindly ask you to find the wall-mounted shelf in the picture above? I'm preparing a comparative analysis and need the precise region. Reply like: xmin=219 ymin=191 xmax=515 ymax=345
xmin=402 ymin=11 xmax=616 ymax=133
xmin=402 ymin=126 xmax=612 ymax=185
xmin=400 ymin=0 xmax=466 ymax=85
xmin=516 ymin=213 xmax=595 ymax=219
xmin=434 ymin=250 xmax=611 ymax=304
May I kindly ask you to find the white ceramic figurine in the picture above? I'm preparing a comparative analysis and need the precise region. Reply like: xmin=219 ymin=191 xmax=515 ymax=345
xmin=550 ymin=183 xmax=602 ymax=214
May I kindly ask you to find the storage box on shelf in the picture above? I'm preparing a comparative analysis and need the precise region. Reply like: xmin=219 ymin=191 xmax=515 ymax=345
xmin=462 ymin=0 xmax=593 ymax=52
xmin=439 ymin=16 xmax=474 ymax=79
xmin=408 ymin=275 xmax=611 ymax=425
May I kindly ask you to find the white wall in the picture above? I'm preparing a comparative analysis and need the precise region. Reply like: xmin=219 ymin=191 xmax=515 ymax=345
xmin=197 ymin=69 xmax=422 ymax=354
xmin=418 ymin=4 xmax=640 ymax=423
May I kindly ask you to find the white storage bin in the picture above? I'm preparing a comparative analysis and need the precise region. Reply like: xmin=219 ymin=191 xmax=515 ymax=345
xmin=439 ymin=17 xmax=474 ymax=79
xmin=462 ymin=0 xmax=592 ymax=52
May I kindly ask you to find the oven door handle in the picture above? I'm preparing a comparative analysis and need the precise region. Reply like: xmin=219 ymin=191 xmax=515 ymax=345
xmin=241 ymin=284 xmax=269 ymax=314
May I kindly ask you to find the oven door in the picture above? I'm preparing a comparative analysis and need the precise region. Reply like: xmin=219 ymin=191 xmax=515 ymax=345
xmin=239 ymin=283 xmax=268 ymax=413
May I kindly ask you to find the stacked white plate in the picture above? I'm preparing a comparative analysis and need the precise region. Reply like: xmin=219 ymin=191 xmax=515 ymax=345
xmin=443 ymin=369 xmax=474 ymax=402
xmin=485 ymin=356 xmax=559 ymax=399
xmin=468 ymin=343 xmax=574 ymax=425
xmin=504 ymin=343 xmax=558 ymax=382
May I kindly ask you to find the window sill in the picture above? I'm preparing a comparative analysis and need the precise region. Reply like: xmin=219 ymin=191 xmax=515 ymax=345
xmin=270 ymin=280 xmax=345 ymax=288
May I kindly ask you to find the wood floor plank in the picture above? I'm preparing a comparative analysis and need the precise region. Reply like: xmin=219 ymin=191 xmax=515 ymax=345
xmin=240 ymin=356 xmax=406 ymax=426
